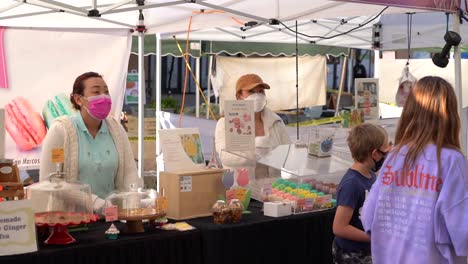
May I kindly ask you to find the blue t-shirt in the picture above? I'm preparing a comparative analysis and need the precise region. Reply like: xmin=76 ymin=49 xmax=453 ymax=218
xmin=335 ymin=168 xmax=376 ymax=252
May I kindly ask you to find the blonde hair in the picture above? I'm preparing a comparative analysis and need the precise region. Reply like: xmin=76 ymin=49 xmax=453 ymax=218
xmin=394 ymin=76 xmax=460 ymax=169
xmin=347 ymin=123 xmax=388 ymax=162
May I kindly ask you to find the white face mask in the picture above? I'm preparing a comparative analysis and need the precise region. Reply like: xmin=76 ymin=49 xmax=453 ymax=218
xmin=245 ymin=93 xmax=266 ymax=112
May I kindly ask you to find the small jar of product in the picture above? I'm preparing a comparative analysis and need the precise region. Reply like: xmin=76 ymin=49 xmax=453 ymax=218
xmin=212 ymin=200 xmax=228 ymax=224
xmin=228 ymin=199 xmax=244 ymax=223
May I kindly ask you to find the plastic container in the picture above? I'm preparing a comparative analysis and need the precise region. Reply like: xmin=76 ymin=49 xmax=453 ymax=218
xmin=212 ymin=200 xmax=229 ymax=224
xmin=308 ymin=127 xmax=335 ymax=157
xmin=228 ymin=199 xmax=244 ymax=223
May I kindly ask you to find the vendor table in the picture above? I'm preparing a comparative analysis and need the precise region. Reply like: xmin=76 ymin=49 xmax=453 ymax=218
xmin=0 ymin=201 xmax=335 ymax=264
xmin=0 ymin=221 xmax=202 ymax=264
xmin=187 ymin=200 xmax=336 ymax=264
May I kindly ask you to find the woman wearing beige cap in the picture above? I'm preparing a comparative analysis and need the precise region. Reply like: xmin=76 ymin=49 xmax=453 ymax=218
xmin=215 ymin=74 xmax=290 ymax=200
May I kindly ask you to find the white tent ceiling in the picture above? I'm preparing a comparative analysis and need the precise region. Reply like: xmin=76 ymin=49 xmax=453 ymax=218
xmin=0 ymin=1 xmax=464 ymax=50
xmin=0 ymin=0 xmax=414 ymax=30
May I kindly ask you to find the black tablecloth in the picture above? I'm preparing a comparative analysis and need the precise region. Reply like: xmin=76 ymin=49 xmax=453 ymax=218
xmin=187 ymin=201 xmax=336 ymax=264
xmin=0 ymin=221 xmax=202 ymax=264
xmin=1 ymin=201 xmax=335 ymax=264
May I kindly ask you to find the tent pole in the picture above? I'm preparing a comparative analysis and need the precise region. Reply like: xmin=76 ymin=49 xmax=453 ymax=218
xmin=35 ymin=0 xmax=88 ymax=14
xmin=0 ymin=2 xmax=22 ymax=13
xmin=453 ymin=13 xmax=465 ymax=154
xmin=103 ymin=0 xmax=186 ymax=15
xmin=373 ymin=50 xmax=379 ymax=78
xmin=196 ymin=57 xmax=200 ymax=118
xmin=99 ymin=0 xmax=133 ymax=15
xmin=0 ymin=109 xmax=4 ymax=159
xmin=347 ymin=49 xmax=355 ymax=93
xmin=155 ymin=33 xmax=162 ymax=188
xmin=196 ymin=1 xmax=270 ymax=24
xmin=137 ymin=30 xmax=145 ymax=179
xmin=207 ymin=56 xmax=213 ymax=119
xmin=335 ymin=52 xmax=349 ymax=117
xmin=295 ymin=20 xmax=299 ymax=141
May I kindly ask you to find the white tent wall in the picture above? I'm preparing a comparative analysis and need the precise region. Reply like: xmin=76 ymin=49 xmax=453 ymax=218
xmin=380 ymin=12 xmax=468 ymax=50
xmin=215 ymin=56 xmax=326 ymax=112
xmin=378 ymin=58 xmax=468 ymax=153
xmin=0 ymin=27 xmax=132 ymax=168
xmin=378 ymin=58 xmax=468 ymax=108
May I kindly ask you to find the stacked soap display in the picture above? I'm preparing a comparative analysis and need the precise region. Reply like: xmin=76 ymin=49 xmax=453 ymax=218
xmin=268 ymin=178 xmax=337 ymax=214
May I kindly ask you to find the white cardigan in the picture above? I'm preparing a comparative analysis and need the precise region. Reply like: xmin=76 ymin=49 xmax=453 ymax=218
xmin=39 ymin=116 xmax=140 ymax=209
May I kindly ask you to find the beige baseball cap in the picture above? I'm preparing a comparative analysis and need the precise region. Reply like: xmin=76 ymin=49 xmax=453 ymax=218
xmin=235 ymin=74 xmax=270 ymax=93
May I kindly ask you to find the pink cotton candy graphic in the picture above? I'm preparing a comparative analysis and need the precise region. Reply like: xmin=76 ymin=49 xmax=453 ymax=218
xmin=0 ymin=27 xmax=8 ymax=89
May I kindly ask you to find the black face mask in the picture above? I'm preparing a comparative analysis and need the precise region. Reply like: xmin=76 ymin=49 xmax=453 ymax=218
xmin=372 ymin=156 xmax=386 ymax=172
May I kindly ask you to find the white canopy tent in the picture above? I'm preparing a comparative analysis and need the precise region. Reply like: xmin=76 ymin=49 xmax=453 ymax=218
xmin=0 ymin=0 xmax=466 ymax=177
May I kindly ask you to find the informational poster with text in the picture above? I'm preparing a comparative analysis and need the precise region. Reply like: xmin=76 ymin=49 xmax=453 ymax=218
xmin=224 ymin=100 xmax=255 ymax=152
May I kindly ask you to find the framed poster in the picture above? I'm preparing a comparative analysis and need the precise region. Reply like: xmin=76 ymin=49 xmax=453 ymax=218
xmin=355 ymin=78 xmax=379 ymax=120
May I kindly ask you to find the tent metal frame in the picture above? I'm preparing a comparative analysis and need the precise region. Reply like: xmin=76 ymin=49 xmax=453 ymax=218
xmin=1 ymin=0 xmax=465 ymax=177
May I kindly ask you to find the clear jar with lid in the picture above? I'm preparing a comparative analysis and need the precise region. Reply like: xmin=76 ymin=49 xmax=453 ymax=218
xmin=228 ymin=199 xmax=244 ymax=223
xmin=212 ymin=200 xmax=228 ymax=224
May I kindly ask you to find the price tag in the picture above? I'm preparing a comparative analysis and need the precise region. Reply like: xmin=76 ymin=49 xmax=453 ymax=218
xmin=315 ymin=195 xmax=332 ymax=206
xmin=305 ymin=198 xmax=315 ymax=209
xmin=161 ymin=197 xmax=168 ymax=211
xmin=105 ymin=206 xmax=118 ymax=222
xmin=262 ymin=183 xmax=272 ymax=196
xmin=297 ymin=198 xmax=306 ymax=208
xmin=51 ymin=148 xmax=64 ymax=163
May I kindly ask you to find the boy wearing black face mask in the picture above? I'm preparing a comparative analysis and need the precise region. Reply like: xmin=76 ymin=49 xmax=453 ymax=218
xmin=332 ymin=123 xmax=390 ymax=264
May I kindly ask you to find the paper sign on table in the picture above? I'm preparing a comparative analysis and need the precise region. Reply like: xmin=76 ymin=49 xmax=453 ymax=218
xmin=158 ymin=128 xmax=205 ymax=172
xmin=0 ymin=200 xmax=37 ymax=256
xmin=105 ymin=205 xmax=118 ymax=222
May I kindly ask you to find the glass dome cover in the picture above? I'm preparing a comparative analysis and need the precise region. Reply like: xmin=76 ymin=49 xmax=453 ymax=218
xmin=104 ymin=185 xmax=165 ymax=220
xmin=27 ymin=165 xmax=94 ymax=225
xmin=27 ymin=164 xmax=97 ymax=245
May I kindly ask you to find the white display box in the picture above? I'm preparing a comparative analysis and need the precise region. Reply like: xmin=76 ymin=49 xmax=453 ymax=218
xmin=264 ymin=201 xmax=292 ymax=217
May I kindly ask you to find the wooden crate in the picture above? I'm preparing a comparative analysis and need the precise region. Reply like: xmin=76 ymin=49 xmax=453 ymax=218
xmin=0 ymin=161 xmax=24 ymax=201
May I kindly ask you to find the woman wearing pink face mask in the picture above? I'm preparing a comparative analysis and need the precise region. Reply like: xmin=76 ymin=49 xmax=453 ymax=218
xmin=40 ymin=72 xmax=140 ymax=214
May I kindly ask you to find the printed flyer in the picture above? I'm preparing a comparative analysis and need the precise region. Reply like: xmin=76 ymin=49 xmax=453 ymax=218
xmin=158 ymin=128 xmax=205 ymax=172
xmin=223 ymin=100 xmax=255 ymax=152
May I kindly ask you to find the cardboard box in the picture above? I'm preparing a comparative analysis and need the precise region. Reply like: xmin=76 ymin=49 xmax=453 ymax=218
xmin=160 ymin=168 xmax=225 ymax=220
xmin=264 ymin=201 xmax=292 ymax=217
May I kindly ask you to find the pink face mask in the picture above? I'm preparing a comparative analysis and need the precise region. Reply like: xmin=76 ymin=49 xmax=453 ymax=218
xmin=82 ymin=94 xmax=112 ymax=120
